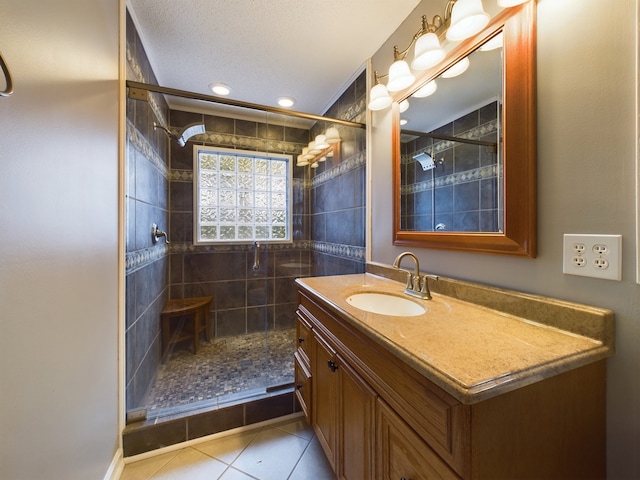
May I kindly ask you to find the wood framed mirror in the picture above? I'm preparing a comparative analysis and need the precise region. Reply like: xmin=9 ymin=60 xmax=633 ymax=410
xmin=392 ymin=1 xmax=536 ymax=257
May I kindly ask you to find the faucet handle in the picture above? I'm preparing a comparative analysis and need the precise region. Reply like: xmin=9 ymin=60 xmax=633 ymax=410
xmin=419 ymin=274 xmax=438 ymax=300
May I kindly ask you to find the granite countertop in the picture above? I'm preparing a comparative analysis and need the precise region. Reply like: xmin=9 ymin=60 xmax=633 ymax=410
xmin=296 ymin=273 xmax=615 ymax=404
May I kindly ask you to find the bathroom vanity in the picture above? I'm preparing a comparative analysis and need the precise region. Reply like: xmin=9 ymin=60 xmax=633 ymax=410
xmin=294 ymin=272 xmax=614 ymax=480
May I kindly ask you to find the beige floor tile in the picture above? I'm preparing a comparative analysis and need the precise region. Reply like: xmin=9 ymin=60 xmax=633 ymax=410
xmin=288 ymin=437 xmax=337 ymax=480
xmin=218 ymin=466 xmax=259 ymax=479
xmin=192 ymin=429 xmax=259 ymax=464
xmin=231 ymin=427 xmax=309 ymax=480
xmin=120 ymin=451 xmax=179 ymax=480
xmin=151 ymin=447 xmax=228 ymax=480
xmin=273 ymin=417 xmax=314 ymax=441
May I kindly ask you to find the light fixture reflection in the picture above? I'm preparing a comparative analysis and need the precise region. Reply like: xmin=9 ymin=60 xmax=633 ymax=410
xmin=412 ymin=80 xmax=437 ymax=98
xmin=441 ymin=57 xmax=470 ymax=78
xmin=497 ymin=0 xmax=527 ymax=6
xmin=399 ymin=99 xmax=410 ymax=113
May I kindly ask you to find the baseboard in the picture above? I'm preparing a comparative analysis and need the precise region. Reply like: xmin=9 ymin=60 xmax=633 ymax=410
xmin=103 ymin=448 xmax=125 ymax=480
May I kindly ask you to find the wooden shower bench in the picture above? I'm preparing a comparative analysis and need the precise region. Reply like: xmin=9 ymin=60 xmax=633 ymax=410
xmin=161 ymin=296 xmax=212 ymax=360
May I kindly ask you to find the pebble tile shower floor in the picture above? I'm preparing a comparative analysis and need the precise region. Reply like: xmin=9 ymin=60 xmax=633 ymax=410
xmin=144 ymin=328 xmax=296 ymax=415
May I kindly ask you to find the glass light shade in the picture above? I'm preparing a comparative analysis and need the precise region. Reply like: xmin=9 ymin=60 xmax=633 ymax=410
xmin=497 ymin=0 xmax=527 ymax=6
xmin=399 ymin=99 xmax=410 ymax=113
xmin=441 ymin=57 xmax=470 ymax=78
xmin=296 ymin=155 xmax=309 ymax=167
xmin=325 ymin=127 xmax=341 ymax=143
xmin=411 ymin=32 xmax=446 ymax=70
xmin=315 ymin=134 xmax=329 ymax=150
xmin=318 ymin=156 xmax=327 ymax=163
xmin=412 ymin=80 xmax=438 ymax=98
xmin=368 ymin=83 xmax=393 ymax=110
xmin=480 ymin=32 xmax=503 ymax=51
xmin=301 ymin=147 xmax=313 ymax=160
xmin=386 ymin=60 xmax=416 ymax=92
xmin=308 ymin=141 xmax=321 ymax=155
xmin=446 ymin=0 xmax=490 ymax=41
xmin=310 ymin=162 xmax=319 ymax=169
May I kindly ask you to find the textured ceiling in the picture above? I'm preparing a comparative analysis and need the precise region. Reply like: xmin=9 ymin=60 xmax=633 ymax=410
xmin=128 ymin=0 xmax=421 ymax=118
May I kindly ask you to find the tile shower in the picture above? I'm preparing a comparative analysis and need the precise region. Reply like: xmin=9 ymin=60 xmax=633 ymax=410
xmin=400 ymin=101 xmax=501 ymax=232
xmin=124 ymin=8 xmax=366 ymax=453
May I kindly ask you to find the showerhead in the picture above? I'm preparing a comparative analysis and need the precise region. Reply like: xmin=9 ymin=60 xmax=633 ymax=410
xmin=153 ymin=121 xmax=205 ymax=147
xmin=177 ymin=123 xmax=205 ymax=147
xmin=413 ymin=152 xmax=436 ymax=171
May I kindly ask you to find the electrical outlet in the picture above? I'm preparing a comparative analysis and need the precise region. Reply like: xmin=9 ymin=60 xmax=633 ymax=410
xmin=563 ymin=234 xmax=622 ymax=281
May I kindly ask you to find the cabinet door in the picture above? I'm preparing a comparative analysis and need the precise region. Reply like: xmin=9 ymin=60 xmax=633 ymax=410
xmin=294 ymin=351 xmax=312 ymax=422
xmin=377 ymin=399 xmax=460 ymax=480
xmin=339 ymin=356 xmax=376 ymax=480
xmin=312 ymin=332 xmax=339 ymax=471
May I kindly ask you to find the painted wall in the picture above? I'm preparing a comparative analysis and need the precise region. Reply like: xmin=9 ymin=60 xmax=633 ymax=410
xmin=0 ymin=0 xmax=121 ymax=479
xmin=370 ymin=0 xmax=639 ymax=478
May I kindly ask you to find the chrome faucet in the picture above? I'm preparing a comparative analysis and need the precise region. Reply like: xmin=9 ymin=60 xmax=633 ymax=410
xmin=392 ymin=251 xmax=437 ymax=300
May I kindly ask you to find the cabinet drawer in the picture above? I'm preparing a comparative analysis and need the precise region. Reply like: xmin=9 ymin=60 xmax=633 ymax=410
xmin=294 ymin=351 xmax=312 ymax=422
xmin=296 ymin=311 xmax=312 ymax=361
xmin=377 ymin=399 xmax=461 ymax=480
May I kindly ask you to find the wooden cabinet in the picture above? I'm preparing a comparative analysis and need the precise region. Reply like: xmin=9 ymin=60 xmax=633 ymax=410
xmin=296 ymin=288 xmax=607 ymax=480
xmin=377 ymin=398 xmax=460 ymax=480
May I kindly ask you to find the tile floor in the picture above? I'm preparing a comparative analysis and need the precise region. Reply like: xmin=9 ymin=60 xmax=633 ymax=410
xmin=120 ymin=416 xmax=337 ymax=480
xmin=144 ymin=329 xmax=296 ymax=415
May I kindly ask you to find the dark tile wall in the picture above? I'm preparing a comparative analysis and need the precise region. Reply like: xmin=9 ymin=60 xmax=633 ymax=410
xmin=401 ymin=101 xmax=501 ymax=232
xmin=125 ymin=10 xmax=171 ymax=411
xmin=309 ymin=70 xmax=367 ymax=275
xmin=168 ymin=109 xmax=311 ymax=338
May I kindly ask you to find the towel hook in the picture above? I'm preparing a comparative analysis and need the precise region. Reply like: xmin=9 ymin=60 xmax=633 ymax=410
xmin=0 ymin=52 xmax=14 ymax=97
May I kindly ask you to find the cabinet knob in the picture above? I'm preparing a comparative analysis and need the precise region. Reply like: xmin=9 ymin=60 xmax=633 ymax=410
xmin=298 ymin=337 xmax=304 ymax=344
xmin=296 ymin=384 xmax=303 ymax=390
xmin=327 ymin=360 xmax=338 ymax=372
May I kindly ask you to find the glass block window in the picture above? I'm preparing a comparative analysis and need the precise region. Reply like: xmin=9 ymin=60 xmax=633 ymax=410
xmin=194 ymin=146 xmax=292 ymax=243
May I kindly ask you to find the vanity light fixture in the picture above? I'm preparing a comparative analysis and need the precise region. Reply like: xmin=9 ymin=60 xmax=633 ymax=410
xmin=368 ymin=71 xmax=393 ymax=111
xmin=297 ymin=127 xmax=342 ymax=168
xmin=209 ymin=82 xmax=231 ymax=96
xmin=368 ymin=0 xmax=526 ymax=111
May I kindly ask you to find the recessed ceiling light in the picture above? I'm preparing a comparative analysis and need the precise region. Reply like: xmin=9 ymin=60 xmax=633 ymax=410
xmin=209 ymin=83 xmax=231 ymax=96
xmin=277 ymin=96 xmax=296 ymax=108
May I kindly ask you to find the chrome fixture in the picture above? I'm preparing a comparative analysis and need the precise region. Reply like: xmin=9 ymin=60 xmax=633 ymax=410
xmin=392 ymin=251 xmax=438 ymax=300
xmin=252 ymin=241 xmax=261 ymax=271
xmin=0 ymin=51 xmax=14 ymax=97
xmin=368 ymin=0 xmax=527 ymax=111
xmin=413 ymin=152 xmax=436 ymax=171
xmin=152 ymin=223 xmax=170 ymax=244
xmin=153 ymin=121 xmax=205 ymax=147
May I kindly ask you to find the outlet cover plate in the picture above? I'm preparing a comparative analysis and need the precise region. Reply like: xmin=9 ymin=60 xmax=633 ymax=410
xmin=563 ymin=234 xmax=622 ymax=281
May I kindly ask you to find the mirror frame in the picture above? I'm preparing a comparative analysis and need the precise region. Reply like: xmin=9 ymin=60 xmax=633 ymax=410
xmin=392 ymin=1 xmax=536 ymax=257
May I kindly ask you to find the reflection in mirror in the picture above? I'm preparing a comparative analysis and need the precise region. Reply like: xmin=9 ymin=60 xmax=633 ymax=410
xmin=399 ymin=33 xmax=503 ymax=232
xmin=392 ymin=2 xmax=536 ymax=257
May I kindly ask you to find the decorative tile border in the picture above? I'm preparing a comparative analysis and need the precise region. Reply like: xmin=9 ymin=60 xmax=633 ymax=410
xmin=401 ymin=164 xmax=501 ymax=195
xmin=127 ymin=120 xmax=169 ymax=179
xmin=312 ymin=241 xmax=366 ymax=263
xmin=126 ymin=43 xmax=168 ymax=128
xmin=126 ymin=243 xmax=169 ymax=274
xmin=311 ymin=150 xmax=366 ymax=188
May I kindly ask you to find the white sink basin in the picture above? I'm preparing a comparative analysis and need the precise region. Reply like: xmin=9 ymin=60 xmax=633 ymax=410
xmin=346 ymin=292 xmax=426 ymax=316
